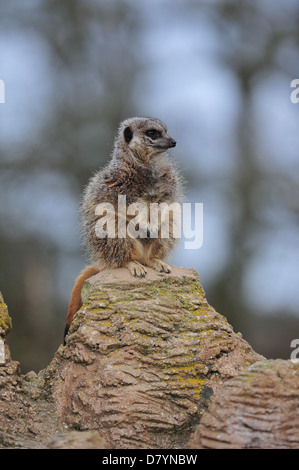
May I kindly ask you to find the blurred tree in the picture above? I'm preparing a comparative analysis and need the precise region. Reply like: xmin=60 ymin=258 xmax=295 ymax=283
xmin=0 ymin=0 xmax=298 ymax=372
xmin=186 ymin=0 xmax=299 ymax=356
xmin=0 ymin=0 xmax=143 ymax=372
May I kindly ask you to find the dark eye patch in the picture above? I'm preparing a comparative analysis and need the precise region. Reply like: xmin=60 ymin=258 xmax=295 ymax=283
xmin=145 ymin=129 xmax=162 ymax=140
xmin=124 ymin=126 xmax=133 ymax=143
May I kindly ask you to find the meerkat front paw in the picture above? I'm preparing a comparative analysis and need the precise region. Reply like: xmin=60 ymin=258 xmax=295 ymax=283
xmin=150 ymin=259 xmax=171 ymax=274
xmin=127 ymin=261 xmax=147 ymax=278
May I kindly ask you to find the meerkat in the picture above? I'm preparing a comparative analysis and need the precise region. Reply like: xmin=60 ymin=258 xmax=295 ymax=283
xmin=64 ymin=116 xmax=183 ymax=343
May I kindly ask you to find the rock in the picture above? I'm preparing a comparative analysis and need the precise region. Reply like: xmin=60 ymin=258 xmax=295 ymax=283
xmin=0 ymin=296 xmax=35 ymax=447
xmin=0 ymin=342 xmax=40 ymax=448
xmin=189 ymin=359 xmax=299 ymax=449
xmin=44 ymin=266 xmax=262 ymax=449
xmin=47 ymin=431 xmax=107 ymax=449
xmin=0 ymin=294 xmax=63 ymax=448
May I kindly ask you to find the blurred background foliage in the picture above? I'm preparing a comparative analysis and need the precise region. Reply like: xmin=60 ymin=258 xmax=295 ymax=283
xmin=0 ymin=0 xmax=299 ymax=373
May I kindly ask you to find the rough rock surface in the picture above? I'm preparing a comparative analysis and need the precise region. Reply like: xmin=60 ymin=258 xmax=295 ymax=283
xmin=43 ymin=266 xmax=262 ymax=449
xmin=0 ymin=338 xmax=62 ymax=448
xmin=0 ymin=293 xmax=63 ymax=448
xmin=189 ymin=359 xmax=299 ymax=449
xmin=47 ymin=431 xmax=107 ymax=449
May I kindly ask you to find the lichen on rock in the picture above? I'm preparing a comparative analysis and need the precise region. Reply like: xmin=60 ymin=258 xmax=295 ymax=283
xmin=189 ymin=359 xmax=299 ymax=449
xmin=2 ymin=268 xmax=296 ymax=449
xmin=0 ymin=292 xmax=12 ymax=337
xmin=44 ymin=266 xmax=262 ymax=449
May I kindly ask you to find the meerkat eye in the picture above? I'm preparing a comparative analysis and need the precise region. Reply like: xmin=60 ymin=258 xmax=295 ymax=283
xmin=145 ymin=129 xmax=162 ymax=140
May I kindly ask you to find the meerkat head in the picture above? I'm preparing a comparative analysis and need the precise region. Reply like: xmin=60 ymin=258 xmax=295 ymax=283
xmin=115 ymin=117 xmax=176 ymax=162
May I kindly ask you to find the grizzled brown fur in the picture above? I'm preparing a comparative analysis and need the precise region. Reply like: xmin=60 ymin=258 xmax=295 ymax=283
xmin=81 ymin=116 xmax=183 ymax=275
xmin=64 ymin=117 xmax=183 ymax=342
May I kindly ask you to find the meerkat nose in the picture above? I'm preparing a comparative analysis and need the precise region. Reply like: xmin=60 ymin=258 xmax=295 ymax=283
xmin=169 ymin=139 xmax=176 ymax=148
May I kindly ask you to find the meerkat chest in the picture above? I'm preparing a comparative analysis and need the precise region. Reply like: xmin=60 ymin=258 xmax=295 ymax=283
xmin=137 ymin=166 xmax=176 ymax=202
xmin=104 ymin=161 xmax=176 ymax=203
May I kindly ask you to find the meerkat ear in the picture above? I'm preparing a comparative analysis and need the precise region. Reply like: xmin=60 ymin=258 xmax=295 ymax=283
xmin=124 ymin=126 xmax=133 ymax=143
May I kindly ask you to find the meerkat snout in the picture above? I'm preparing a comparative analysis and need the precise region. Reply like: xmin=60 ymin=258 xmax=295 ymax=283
xmin=154 ymin=136 xmax=176 ymax=151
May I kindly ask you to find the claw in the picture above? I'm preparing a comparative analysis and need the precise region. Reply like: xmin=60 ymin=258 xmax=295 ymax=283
xmin=151 ymin=259 xmax=172 ymax=274
xmin=127 ymin=261 xmax=147 ymax=278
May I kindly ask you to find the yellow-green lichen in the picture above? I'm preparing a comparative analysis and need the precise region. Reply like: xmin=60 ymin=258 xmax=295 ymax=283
xmin=162 ymin=362 xmax=207 ymax=401
xmin=0 ymin=292 xmax=12 ymax=336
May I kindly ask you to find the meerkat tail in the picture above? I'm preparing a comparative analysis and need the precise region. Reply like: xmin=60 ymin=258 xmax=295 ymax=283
xmin=63 ymin=264 xmax=101 ymax=344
